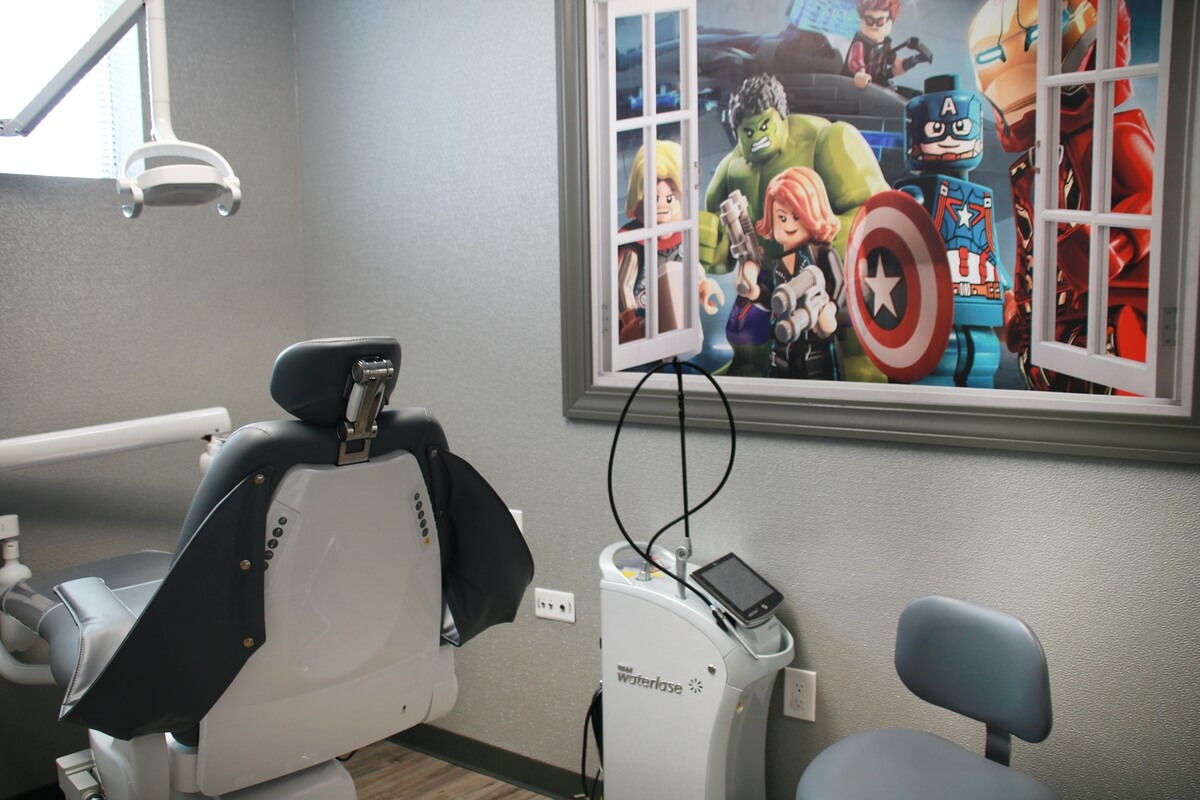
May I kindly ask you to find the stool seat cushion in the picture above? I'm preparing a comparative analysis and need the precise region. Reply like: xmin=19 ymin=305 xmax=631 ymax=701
xmin=796 ymin=728 xmax=1058 ymax=800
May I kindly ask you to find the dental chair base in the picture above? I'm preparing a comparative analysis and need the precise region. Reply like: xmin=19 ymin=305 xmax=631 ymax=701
xmin=598 ymin=542 xmax=794 ymax=800
xmin=59 ymin=740 xmax=356 ymax=800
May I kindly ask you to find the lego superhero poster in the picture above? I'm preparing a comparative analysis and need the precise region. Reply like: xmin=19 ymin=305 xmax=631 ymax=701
xmin=608 ymin=0 xmax=1165 ymax=395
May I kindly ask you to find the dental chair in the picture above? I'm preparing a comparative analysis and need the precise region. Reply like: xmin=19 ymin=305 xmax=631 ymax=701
xmin=0 ymin=336 xmax=534 ymax=799
xmin=795 ymin=595 xmax=1057 ymax=800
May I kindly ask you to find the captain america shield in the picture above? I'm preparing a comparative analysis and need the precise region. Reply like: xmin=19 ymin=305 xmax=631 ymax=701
xmin=845 ymin=191 xmax=954 ymax=383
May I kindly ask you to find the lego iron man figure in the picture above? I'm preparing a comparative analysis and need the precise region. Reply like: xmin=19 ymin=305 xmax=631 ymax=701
xmin=969 ymin=0 xmax=1154 ymax=393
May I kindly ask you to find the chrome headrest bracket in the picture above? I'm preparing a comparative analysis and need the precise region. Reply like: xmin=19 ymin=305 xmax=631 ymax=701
xmin=336 ymin=358 xmax=394 ymax=466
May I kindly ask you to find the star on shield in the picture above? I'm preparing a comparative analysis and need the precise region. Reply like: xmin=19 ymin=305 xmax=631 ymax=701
xmin=863 ymin=252 xmax=901 ymax=318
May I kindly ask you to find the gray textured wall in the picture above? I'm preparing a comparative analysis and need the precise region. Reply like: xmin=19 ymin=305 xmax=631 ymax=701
xmin=2 ymin=2 xmax=1198 ymax=800
xmin=0 ymin=1 xmax=304 ymax=796
xmin=293 ymin=2 xmax=1199 ymax=800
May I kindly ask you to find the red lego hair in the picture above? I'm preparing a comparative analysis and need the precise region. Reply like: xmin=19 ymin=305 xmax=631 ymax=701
xmin=755 ymin=167 xmax=841 ymax=246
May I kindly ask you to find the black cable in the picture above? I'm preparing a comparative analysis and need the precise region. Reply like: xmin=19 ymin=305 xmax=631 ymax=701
xmin=584 ymin=360 xmax=738 ymax=795
xmin=642 ymin=365 xmax=737 ymax=563
xmin=580 ymin=685 xmax=603 ymax=800
xmin=606 ymin=357 xmax=737 ymax=606
xmin=643 ymin=362 xmax=737 ymax=557
xmin=579 ymin=716 xmax=587 ymax=798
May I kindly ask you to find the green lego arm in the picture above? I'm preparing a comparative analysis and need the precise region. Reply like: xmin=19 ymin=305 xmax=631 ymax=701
xmin=698 ymin=208 xmax=731 ymax=275
xmin=812 ymin=121 xmax=889 ymax=383
xmin=700 ymin=153 xmax=736 ymax=274
xmin=813 ymin=121 xmax=889 ymax=260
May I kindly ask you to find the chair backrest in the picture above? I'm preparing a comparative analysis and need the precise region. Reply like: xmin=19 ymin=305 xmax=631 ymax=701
xmin=54 ymin=337 xmax=533 ymax=779
xmin=894 ymin=595 xmax=1052 ymax=754
xmin=193 ymin=446 xmax=454 ymax=795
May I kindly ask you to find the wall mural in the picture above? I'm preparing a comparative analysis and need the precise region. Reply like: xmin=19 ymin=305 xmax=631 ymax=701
xmin=611 ymin=0 xmax=1162 ymax=395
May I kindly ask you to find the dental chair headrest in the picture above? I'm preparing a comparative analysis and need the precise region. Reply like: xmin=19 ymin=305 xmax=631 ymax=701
xmin=270 ymin=337 xmax=402 ymax=425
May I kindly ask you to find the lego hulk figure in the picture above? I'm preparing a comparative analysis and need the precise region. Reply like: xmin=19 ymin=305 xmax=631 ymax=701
xmin=702 ymin=74 xmax=888 ymax=380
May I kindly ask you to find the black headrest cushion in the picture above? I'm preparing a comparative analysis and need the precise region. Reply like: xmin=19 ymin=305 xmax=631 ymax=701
xmin=269 ymin=337 xmax=402 ymax=426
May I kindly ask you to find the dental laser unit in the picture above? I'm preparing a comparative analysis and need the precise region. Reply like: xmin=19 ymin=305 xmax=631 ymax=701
xmin=597 ymin=358 xmax=794 ymax=800
xmin=599 ymin=542 xmax=793 ymax=800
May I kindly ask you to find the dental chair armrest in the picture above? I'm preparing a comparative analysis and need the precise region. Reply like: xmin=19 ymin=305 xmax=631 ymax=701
xmin=55 ymin=577 xmax=137 ymax=713
xmin=430 ymin=448 xmax=534 ymax=646
xmin=0 ymin=642 xmax=54 ymax=685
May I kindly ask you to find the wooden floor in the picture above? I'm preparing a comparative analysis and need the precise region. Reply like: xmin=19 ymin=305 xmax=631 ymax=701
xmin=345 ymin=739 xmax=554 ymax=800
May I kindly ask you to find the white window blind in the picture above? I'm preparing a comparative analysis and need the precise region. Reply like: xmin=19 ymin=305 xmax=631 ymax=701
xmin=0 ymin=0 xmax=142 ymax=179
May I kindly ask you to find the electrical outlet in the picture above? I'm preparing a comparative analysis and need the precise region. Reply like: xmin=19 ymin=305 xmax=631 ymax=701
xmin=534 ymin=587 xmax=575 ymax=623
xmin=783 ymin=667 xmax=816 ymax=722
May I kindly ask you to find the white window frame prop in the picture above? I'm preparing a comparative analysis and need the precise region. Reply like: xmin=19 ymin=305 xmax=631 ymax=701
xmin=1031 ymin=0 xmax=1175 ymax=397
xmin=593 ymin=0 xmax=703 ymax=373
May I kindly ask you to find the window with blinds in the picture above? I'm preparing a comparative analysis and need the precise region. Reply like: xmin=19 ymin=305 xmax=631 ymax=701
xmin=0 ymin=0 xmax=142 ymax=180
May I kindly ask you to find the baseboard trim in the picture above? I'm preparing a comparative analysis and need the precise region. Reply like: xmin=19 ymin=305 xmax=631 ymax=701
xmin=6 ymin=786 xmax=60 ymax=800
xmin=390 ymin=725 xmax=597 ymax=800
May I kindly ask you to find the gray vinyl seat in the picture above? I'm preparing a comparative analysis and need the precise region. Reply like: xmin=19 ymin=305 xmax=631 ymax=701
xmin=796 ymin=595 xmax=1058 ymax=800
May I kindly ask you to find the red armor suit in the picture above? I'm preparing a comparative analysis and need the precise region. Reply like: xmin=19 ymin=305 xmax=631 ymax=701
xmin=971 ymin=0 xmax=1154 ymax=393
xmin=1004 ymin=107 xmax=1153 ymax=393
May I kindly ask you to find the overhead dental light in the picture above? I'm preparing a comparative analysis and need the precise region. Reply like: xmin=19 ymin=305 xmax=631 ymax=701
xmin=0 ymin=0 xmax=240 ymax=218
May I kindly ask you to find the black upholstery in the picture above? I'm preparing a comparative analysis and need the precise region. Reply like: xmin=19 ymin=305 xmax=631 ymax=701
xmin=0 ymin=337 xmax=533 ymax=742
xmin=430 ymin=447 xmax=535 ymax=645
xmin=268 ymin=337 xmax=402 ymax=427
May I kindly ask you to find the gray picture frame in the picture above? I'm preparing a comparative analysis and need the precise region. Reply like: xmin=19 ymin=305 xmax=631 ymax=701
xmin=555 ymin=0 xmax=1200 ymax=464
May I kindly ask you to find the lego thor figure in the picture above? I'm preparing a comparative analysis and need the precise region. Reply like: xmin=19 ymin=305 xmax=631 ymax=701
xmin=618 ymin=139 xmax=724 ymax=346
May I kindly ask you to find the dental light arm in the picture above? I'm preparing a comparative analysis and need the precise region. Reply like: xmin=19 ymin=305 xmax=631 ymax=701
xmin=0 ymin=408 xmax=232 ymax=471
xmin=0 ymin=0 xmax=242 ymax=218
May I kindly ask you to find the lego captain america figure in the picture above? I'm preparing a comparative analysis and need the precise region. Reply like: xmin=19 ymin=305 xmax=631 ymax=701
xmin=894 ymin=74 xmax=1012 ymax=388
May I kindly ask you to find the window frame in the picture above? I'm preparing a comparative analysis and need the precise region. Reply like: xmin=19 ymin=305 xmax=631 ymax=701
xmin=557 ymin=0 xmax=1200 ymax=464
xmin=595 ymin=0 xmax=704 ymax=373
xmin=0 ymin=0 xmax=143 ymax=181
xmin=1030 ymin=0 xmax=1174 ymax=397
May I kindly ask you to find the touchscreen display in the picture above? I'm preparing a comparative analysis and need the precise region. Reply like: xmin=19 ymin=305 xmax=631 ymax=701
xmin=693 ymin=553 xmax=782 ymax=624
xmin=700 ymin=556 xmax=773 ymax=608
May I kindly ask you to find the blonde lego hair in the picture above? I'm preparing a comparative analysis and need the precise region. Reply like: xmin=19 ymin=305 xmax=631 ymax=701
xmin=625 ymin=139 xmax=683 ymax=221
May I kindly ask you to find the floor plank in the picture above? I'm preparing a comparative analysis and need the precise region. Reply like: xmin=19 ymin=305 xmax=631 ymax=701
xmin=345 ymin=739 xmax=553 ymax=800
